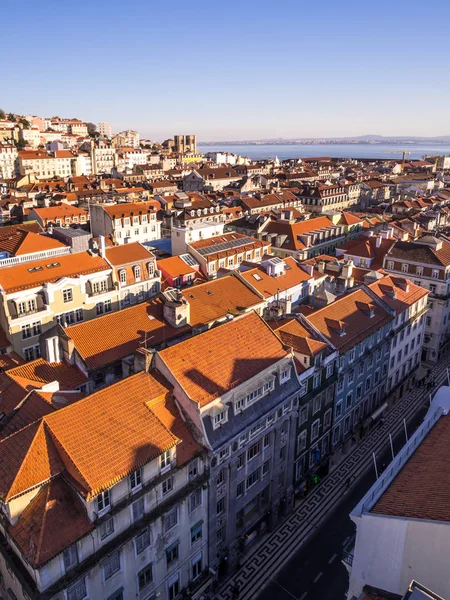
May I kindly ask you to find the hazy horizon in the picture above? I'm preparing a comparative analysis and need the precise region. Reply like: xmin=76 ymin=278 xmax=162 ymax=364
xmin=3 ymin=0 xmax=450 ymax=141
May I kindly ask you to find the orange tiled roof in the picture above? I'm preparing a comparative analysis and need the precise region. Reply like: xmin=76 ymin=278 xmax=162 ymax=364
xmin=0 ymin=372 xmax=180 ymax=501
xmin=276 ymin=319 xmax=328 ymax=356
xmin=0 ymin=352 xmax=24 ymax=371
xmin=0 ymin=229 xmax=66 ymax=256
xmin=158 ymin=255 xmax=198 ymax=278
xmin=369 ymin=275 xmax=428 ymax=315
xmin=240 ymin=257 xmax=311 ymax=299
xmin=0 ymin=251 xmax=110 ymax=293
xmin=105 ymin=241 xmax=154 ymax=266
xmin=64 ymin=298 xmax=190 ymax=369
xmin=372 ymin=416 xmax=450 ymax=522
xmin=103 ymin=202 xmax=156 ymax=218
xmin=306 ymin=288 xmax=393 ymax=353
xmin=7 ymin=359 xmax=87 ymax=391
xmin=31 ymin=204 xmax=87 ymax=219
xmin=10 ymin=477 xmax=94 ymax=567
xmin=181 ymin=274 xmax=262 ymax=327
xmin=158 ymin=312 xmax=289 ymax=407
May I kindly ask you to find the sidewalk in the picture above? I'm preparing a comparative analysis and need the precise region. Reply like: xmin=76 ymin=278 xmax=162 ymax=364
xmin=216 ymin=352 xmax=450 ymax=600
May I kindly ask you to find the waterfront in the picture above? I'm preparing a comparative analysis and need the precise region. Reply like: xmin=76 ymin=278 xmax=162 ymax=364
xmin=199 ymin=143 xmax=450 ymax=161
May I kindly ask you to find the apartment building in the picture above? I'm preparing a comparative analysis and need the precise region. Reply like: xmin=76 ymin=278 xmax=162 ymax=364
xmin=262 ymin=215 xmax=346 ymax=260
xmin=270 ymin=318 xmax=338 ymax=488
xmin=347 ymin=390 xmax=450 ymax=599
xmin=27 ymin=204 xmax=88 ymax=229
xmin=383 ymin=235 xmax=450 ymax=364
xmin=155 ymin=312 xmax=301 ymax=567
xmin=305 ymin=288 xmax=394 ymax=456
xmin=298 ymin=184 xmax=352 ymax=213
xmin=0 ymin=252 xmax=114 ymax=359
xmin=90 ymin=202 xmax=162 ymax=245
xmin=18 ymin=150 xmax=75 ymax=179
xmin=187 ymin=232 xmax=271 ymax=278
xmin=104 ymin=242 xmax=160 ymax=307
xmin=0 ymin=143 xmax=18 ymax=179
xmin=369 ymin=275 xmax=428 ymax=396
xmin=98 ymin=121 xmax=113 ymax=137
xmin=112 ymin=130 xmax=140 ymax=148
xmin=183 ymin=168 xmax=241 ymax=192
xmin=0 ymin=371 xmax=209 ymax=600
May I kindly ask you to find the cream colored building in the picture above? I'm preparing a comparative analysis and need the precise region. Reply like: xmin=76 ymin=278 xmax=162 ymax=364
xmin=0 ymin=144 xmax=18 ymax=179
xmin=90 ymin=202 xmax=162 ymax=245
xmin=18 ymin=150 xmax=75 ymax=179
xmin=19 ymin=127 xmax=41 ymax=149
xmin=0 ymin=252 xmax=116 ymax=359
xmin=0 ymin=370 xmax=210 ymax=600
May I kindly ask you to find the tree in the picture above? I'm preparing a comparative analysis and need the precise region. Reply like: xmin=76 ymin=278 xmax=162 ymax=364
xmin=15 ymin=139 xmax=27 ymax=150
xmin=8 ymin=113 xmax=15 ymax=122
xmin=0 ymin=109 xmax=5 ymax=119
xmin=86 ymin=122 xmax=97 ymax=134
xmin=19 ymin=118 xmax=30 ymax=129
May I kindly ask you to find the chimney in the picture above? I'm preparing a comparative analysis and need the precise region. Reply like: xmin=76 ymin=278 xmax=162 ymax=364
xmin=134 ymin=347 xmax=154 ymax=373
xmin=99 ymin=235 xmax=106 ymax=258
xmin=376 ymin=235 xmax=382 ymax=248
xmin=301 ymin=264 xmax=314 ymax=276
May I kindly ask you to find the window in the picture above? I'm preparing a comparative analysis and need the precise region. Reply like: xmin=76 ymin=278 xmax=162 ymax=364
xmin=297 ymin=429 xmax=307 ymax=451
xmin=247 ymin=441 xmax=261 ymax=461
xmin=63 ymin=288 xmax=73 ymax=303
xmin=313 ymin=373 xmax=320 ymax=389
xmin=345 ymin=392 xmax=353 ymax=410
xmin=299 ymin=405 xmax=308 ymax=424
xmin=104 ymin=552 xmax=120 ymax=580
xmin=76 ymin=308 xmax=83 ymax=322
xmin=219 ymin=447 xmax=229 ymax=462
xmin=358 ymin=361 xmax=364 ymax=376
xmin=237 ymin=481 xmax=244 ymax=497
xmin=22 ymin=324 xmax=32 ymax=339
xmin=138 ymin=564 xmax=153 ymax=591
xmin=104 ymin=299 xmax=112 ymax=313
xmin=216 ymin=497 xmax=225 ymax=515
xmin=192 ymin=552 xmax=202 ymax=580
xmin=96 ymin=302 xmax=104 ymax=316
xmin=97 ymin=489 xmax=110 ymax=514
xmin=416 ymin=266 xmax=423 ymax=275
xmin=63 ymin=545 xmax=78 ymax=572
xmin=326 ymin=364 xmax=333 ymax=378
xmin=401 ymin=264 xmax=408 ymax=273
xmin=67 ymin=579 xmax=87 ymax=600
xmin=356 ymin=383 xmax=363 ymax=400
xmin=191 ymin=521 xmax=203 ymax=545
xmin=432 ymin=270 xmax=439 ymax=279
xmin=263 ymin=433 xmax=271 ymax=448
xmin=129 ymin=468 xmax=142 ymax=492
xmin=348 ymin=369 xmax=355 ymax=384
xmin=337 ymin=378 xmax=344 ymax=393
xmin=168 ymin=573 xmax=180 ymax=600
xmin=324 ymin=408 xmax=332 ymax=429
xmin=189 ymin=459 xmax=198 ymax=481
xmin=430 ymin=284 xmax=436 ymax=294
xmin=335 ymin=401 xmax=343 ymax=419
xmin=119 ymin=270 xmax=126 ymax=284
xmin=189 ymin=489 xmax=202 ymax=512
xmin=164 ymin=507 xmax=178 ymax=532
xmin=313 ymin=396 xmax=321 ymax=415
xmin=237 ymin=454 xmax=245 ymax=469
xmin=280 ymin=368 xmax=291 ymax=383
xmin=132 ymin=497 xmax=145 ymax=522
xmin=349 ymin=348 xmax=355 ymax=363
xmin=311 ymin=419 xmax=320 ymax=441
xmin=135 ymin=527 xmax=150 ymax=554
xmin=162 ymin=478 xmax=173 ymax=496
xmin=246 ymin=468 xmax=260 ymax=489
xmin=166 ymin=541 xmax=179 ymax=566
xmin=343 ymin=415 xmax=351 ymax=435
xmin=214 ymin=410 xmax=227 ymax=427
xmin=161 ymin=450 xmax=171 ymax=471
xmin=134 ymin=265 xmax=141 ymax=281
xmin=100 ymin=517 xmax=114 ymax=540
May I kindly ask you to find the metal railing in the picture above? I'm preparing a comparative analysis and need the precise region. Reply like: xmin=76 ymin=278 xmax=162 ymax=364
xmin=0 ymin=246 xmax=71 ymax=268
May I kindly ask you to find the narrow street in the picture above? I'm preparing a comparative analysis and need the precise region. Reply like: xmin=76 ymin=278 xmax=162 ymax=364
xmin=256 ymin=403 xmax=428 ymax=600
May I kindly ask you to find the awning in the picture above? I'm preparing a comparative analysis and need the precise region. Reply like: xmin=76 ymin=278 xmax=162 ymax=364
xmin=370 ymin=402 xmax=388 ymax=421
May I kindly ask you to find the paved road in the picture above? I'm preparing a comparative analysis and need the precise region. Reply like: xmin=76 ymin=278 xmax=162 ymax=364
xmin=216 ymin=351 xmax=450 ymax=600
xmin=256 ymin=403 xmax=428 ymax=600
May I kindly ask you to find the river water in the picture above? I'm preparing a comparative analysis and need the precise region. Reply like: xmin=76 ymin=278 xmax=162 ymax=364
xmin=199 ymin=143 xmax=450 ymax=161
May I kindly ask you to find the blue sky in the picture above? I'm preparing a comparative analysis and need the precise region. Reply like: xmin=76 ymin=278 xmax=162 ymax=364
xmin=2 ymin=0 xmax=450 ymax=141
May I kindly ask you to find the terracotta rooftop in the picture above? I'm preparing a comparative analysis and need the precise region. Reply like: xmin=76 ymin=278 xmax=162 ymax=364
xmin=276 ymin=319 xmax=329 ymax=356
xmin=388 ymin=237 xmax=450 ymax=267
xmin=240 ymin=256 xmax=311 ymax=298
xmin=10 ymin=477 xmax=94 ymax=568
xmin=372 ymin=415 xmax=450 ymax=522
xmin=158 ymin=255 xmax=199 ymax=278
xmin=0 ymin=251 xmax=110 ymax=293
xmin=30 ymin=204 xmax=88 ymax=219
xmin=7 ymin=358 xmax=87 ymax=391
xmin=105 ymin=241 xmax=154 ymax=266
xmin=0 ymin=229 xmax=66 ymax=257
xmin=102 ymin=202 xmax=156 ymax=218
xmin=306 ymin=288 xmax=393 ymax=353
xmin=181 ymin=274 xmax=262 ymax=327
xmin=64 ymin=298 xmax=190 ymax=369
xmin=369 ymin=275 xmax=428 ymax=315
xmin=158 ymin=312 xmax=289 ymax=407
xmin=0 ymin=371 xmax=180 ymax=501
xmin=0 ymin=352 xmax=24 ymax=372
